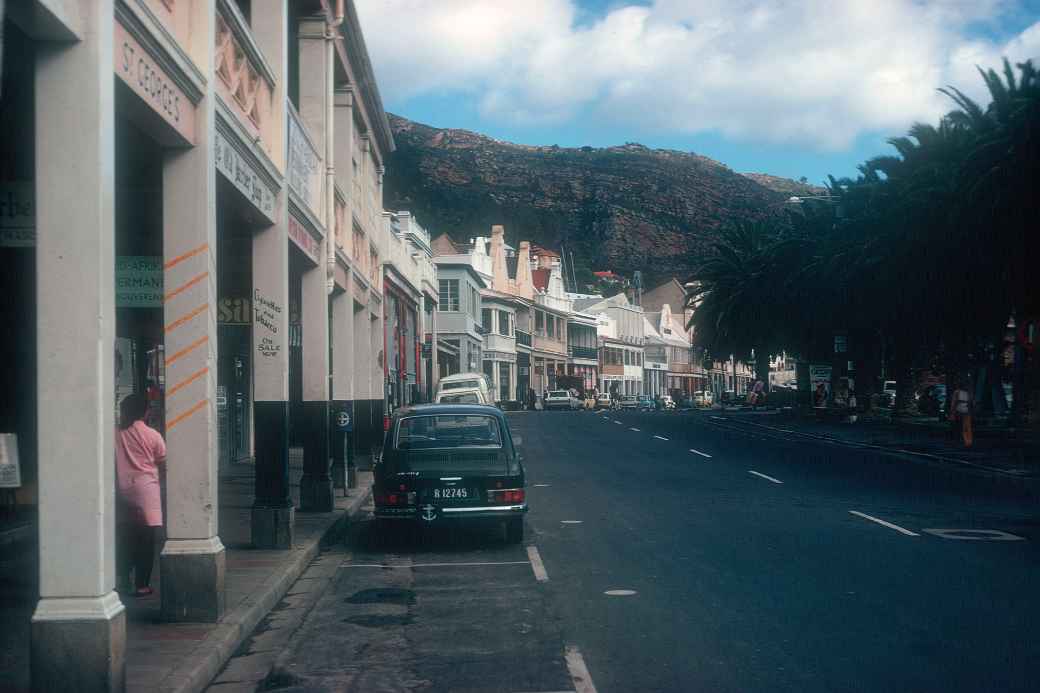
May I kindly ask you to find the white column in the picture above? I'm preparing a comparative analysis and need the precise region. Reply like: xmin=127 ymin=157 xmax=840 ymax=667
xmin=159 ymin=0 xmax=224 ymax=623
xmin=31 ymin=2 xmax=126 ymax=690
xmin=249 ymin=0 xmax=293 ymax=545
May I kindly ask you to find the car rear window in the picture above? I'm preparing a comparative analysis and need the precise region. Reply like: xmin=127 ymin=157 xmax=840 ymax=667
xmin=396 ymin=415 xmax=503 ymax=450
xmin=441 ymin=380 xmax=481 ymax=391
xmin=439 ymin=392 xmax=480 ymax=404
xmin=549 ymin=391 xmax=568 ymax=397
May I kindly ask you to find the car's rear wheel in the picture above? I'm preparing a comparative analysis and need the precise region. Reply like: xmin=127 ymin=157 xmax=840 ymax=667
xmin=505 ymin=518 xmax=524 ymax=544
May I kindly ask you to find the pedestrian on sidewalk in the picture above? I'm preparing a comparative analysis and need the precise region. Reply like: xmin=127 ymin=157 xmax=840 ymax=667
xmin=115 ymin=392 xmax=167 ymax=597
xmin=948 ymin=380 xmax=974 ymax=448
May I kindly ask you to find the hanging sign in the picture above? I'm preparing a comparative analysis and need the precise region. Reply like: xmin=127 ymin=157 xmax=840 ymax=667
xmin=116 ymin=256 xmax=163 ymax=307
xmin=215 ymin=129 xmax=276 ymax=222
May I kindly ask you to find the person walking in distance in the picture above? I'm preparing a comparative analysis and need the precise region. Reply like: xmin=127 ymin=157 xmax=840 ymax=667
xmin=949 ymin=379 xmax=974 ymax=448
xmin=115 ymin=393 xmax=167 ymax=596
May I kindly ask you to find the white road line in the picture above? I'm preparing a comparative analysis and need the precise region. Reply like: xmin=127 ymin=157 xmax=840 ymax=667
xmin=339 ymin=561 xmax=532 ymax=569
xmin=527 ymin=545 xmax=549 ymax=582
xmin=653 ymin=435 xmax=669 ymax=441
xmin=849 ymin=511 xmax=919 ymax=537
xmin=614 ymin=420 xmax=623 ymax=424
xmin=748 ymin=470 xmax=783 ymax=484
xmin=629 ymin=427 xmax=641 ymax=432
xmin=533 ymin=483 xmax=551 ymax=488
xmin=689 ymin=448 xmax=712 ymax=458
xmin=565 ymin=645 xmax=599 ymax=693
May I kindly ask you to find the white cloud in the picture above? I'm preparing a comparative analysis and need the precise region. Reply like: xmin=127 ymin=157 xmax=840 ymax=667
xmin=354 ymin=0 xmax=1040 ymax=150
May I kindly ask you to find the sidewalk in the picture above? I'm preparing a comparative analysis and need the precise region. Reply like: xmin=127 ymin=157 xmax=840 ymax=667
xmin=0 ymin=451 xmax=372 ymax=693
xmin=708 ymin=408 xmax=1040 ymax=489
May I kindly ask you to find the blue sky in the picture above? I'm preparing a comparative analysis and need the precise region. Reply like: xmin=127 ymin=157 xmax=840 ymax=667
xmin=356 ymin=1 xmax=1040 ymax=186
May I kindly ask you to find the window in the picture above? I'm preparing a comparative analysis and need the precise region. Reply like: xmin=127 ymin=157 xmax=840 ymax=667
xmin=624 ymin=350 xmax=631 ymax=365
xmin=499 ymin=362 xmax=510 ymax=401
xmin=498 ymin=310 xmax=510 ymax=336
xmin=471 ymin=286 xmax=479 ymax=319
xmin=439 ymin=279 xmax=459 ymax=311
xmin=482 ymin=308 xmax=493 ymax=332
xmin=547 ymin=315 xmax=555 ymax=338
xmin=535 ymin=311 xmax=544 ymax=334
xmin=396 ymin=415 xmax=503 ymax=453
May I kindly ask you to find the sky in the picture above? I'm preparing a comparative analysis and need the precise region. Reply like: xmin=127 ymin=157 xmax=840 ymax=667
xmin=354 ymin=1 xmax=1040 ymax=185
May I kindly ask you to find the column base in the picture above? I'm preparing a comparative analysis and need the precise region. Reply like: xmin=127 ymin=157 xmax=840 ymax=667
xmin=31 ymin=592 xmax=126 ymax=693
xmin=299 ymin=400 xmax=333 ymax=512
xmin=251 ymin=505 xmax=294 ymax=549
xmin=299 ymin=474 xmax=335 ymax=513
xmin=160 ymin=537 xmax=226 ymax=622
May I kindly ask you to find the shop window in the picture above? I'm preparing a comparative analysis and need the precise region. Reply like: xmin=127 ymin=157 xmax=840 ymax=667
xmin=439 ymin=279 xmax=459 ymax=311
xmin=499 ymin=362 xmax=510 ymax=401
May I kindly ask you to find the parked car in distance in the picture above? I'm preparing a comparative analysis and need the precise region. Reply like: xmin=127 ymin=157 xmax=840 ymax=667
xmin=595 ymin=393 xmax=612 ymax=409
xmin=435 ymin=388 xmax=489 ymax=405
xmin=436 ymin=372 xmax=494 ymax=403
xmin=881 ymin=380 xmax=897 ymax=407
xmin=660 ymin=395 xmax=676 ymax=410
xmin=693 ymin=391 xmax=713 ymax=407
xmin=620 ymin=394 xmax=639 ymax=409
xmin=544 ymin=390 xmax=581 ymax=410
xmin=373 ymin=404 xmax=526 ymax=542
xmin=638 ymin=396 xmax=655 ymax=410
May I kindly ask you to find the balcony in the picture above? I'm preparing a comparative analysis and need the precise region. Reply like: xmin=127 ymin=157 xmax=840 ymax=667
xmin=568 ymin=345 xmax=598 ymax=360
xmin=515 ymin=330 xmax=532 ymax=348
xmin=215 ymin=0 xmax=276 ymax=158
xmin=287 ymin=106 xmax=323 ymax=222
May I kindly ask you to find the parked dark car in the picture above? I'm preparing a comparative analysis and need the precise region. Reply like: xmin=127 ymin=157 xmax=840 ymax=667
xmin=373 ymin=404 xmax=527 ymax=542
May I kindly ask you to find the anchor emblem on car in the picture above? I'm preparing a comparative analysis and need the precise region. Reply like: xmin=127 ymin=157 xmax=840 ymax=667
xmin=421 ymin=504 xmax=437 ymax=522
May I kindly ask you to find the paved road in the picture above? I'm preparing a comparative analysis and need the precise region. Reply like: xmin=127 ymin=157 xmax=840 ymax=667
xmin=222 ymin=408 xmax=1039 ymax=692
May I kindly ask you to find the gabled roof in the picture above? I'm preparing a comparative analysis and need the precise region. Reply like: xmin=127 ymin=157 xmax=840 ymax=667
xmin=530 ymin=244 xmax=560 ymax=258
xmin=431 ymin=233 xmax=466 ymax=256
xmin=642 ymin=277 xmax=687 ymax=313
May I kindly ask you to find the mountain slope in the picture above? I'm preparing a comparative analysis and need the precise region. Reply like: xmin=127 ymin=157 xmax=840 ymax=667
xmin=383 ymin=115 xmax=805 ymax=285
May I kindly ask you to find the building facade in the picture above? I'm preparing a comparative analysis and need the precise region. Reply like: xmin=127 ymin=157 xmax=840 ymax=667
xmin=432 ymin=260 xmax=485 ymax=376
xmin=0 ymin=1 xmax=404 ymax=686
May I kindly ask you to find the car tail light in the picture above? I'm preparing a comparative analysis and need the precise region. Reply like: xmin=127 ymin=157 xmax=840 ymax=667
xmin=383 ymin=415 xmax=391 ymax=432
xmin=376 ymin=491 xmax=416 ymax=506
xmin=489 ymin=488 xmax=525 ymax=504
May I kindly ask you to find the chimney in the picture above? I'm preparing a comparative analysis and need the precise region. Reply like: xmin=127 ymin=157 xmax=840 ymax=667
xmin=516 ymin=241 xmax=534 ymax=300
xmin=490 ymin=225 xmax=508 ymax=292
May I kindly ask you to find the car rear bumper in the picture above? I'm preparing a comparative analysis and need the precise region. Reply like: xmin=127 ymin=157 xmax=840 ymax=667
xmin=375 ymin=504 xmax=527 ymax=521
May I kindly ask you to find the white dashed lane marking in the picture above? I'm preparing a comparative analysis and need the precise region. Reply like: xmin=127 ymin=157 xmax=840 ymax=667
xmin=653 ymin=435 xmax=669 ymax=441
xmin=689 ymin=448 xmax=712 ymax=458
xmin=748 ymin=470 xmax=783 ymax=484
xmin=849 ymin=511 xmax=919 ymax=537
xmin=527 ymin=545 xmax=550 ymax=582
xmin=565 ymin=645 xmax=599 ymax=693
xmin=629 ymin=427 xmax=641 ymax=432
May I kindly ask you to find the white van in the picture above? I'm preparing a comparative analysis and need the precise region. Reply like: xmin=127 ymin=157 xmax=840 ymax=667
xmin=435 ymin=388 xmax=489 ymax=405
xmin=436 ymin=372 xmax=494 ymax=404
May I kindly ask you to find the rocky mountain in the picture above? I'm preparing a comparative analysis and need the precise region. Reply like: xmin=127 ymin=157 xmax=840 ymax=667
xmin=383 ymin=114 xmax=812 ymax=286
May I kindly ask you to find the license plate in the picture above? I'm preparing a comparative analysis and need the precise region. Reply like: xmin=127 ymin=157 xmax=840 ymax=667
xmin=433 ymin=487 xmax=469 ymax=500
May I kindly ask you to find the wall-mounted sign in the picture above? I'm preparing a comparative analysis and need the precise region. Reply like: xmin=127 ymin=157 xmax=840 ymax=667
xmin=114 ymin=19 xmax=195 ymax=144
xmin=215 ymin=129 xmax=275 ymax=222
xmin=287 ymin=111 xmax=321 ymax=217
xmin=0 ymin=183 xmax=35 ymax=247
xmin=116 ymin=256 xmax=163 ymax=307
xmin=288 ymin=214 xmax=320 ymax=264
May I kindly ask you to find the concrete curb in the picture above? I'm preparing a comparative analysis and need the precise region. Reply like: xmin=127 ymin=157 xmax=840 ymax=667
xmin=703 ymin=414 xmax=1039 ymax=496
xmin=159 ymin=483 xmax=372 ymax=693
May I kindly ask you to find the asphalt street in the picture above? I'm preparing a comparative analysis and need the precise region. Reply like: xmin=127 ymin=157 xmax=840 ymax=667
xmin=224 ymin=408 xmax=1040 ymax=693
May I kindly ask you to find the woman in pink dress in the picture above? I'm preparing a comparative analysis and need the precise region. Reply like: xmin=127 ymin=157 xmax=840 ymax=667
xmin=115 ymin=393 xmax=166 ymax=596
